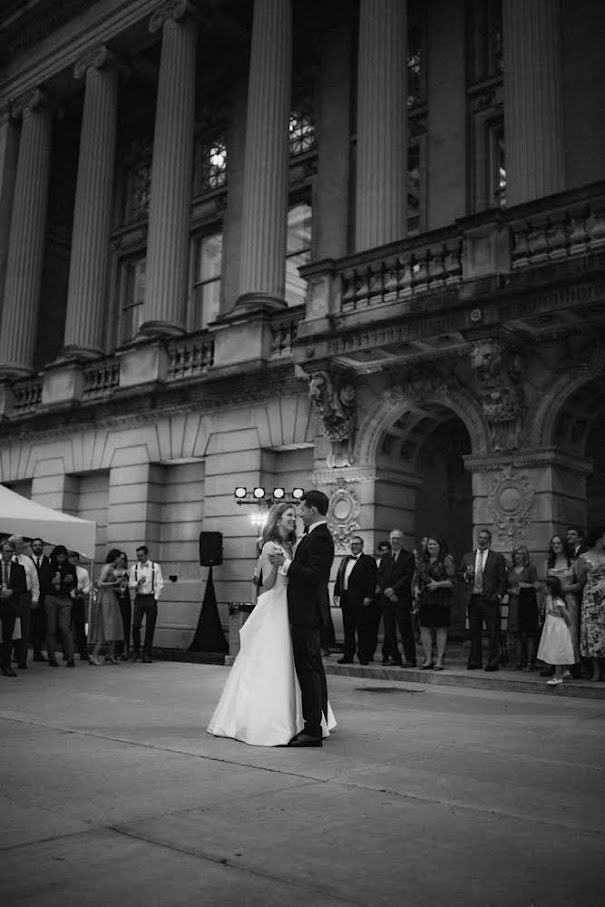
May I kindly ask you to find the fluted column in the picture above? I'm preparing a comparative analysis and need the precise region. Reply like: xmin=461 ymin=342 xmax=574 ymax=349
xmin=0 ymin=90 xmax=53 ymax=377
xmin=355 ymin=0 xmax=407 ymax=252
xmin=237 ymin=0 xmax=292 ymax=309
xmin=62 ymin=47 xmax=118 ymax=359
xmin=502 ymin=0 xmax=565 ymax=205
xmin=139 ymin=0 xmax=198 ymax=338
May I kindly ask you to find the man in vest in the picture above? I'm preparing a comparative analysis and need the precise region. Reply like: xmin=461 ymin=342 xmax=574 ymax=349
xmin=128 ymin=545 xmax=164 ymax=663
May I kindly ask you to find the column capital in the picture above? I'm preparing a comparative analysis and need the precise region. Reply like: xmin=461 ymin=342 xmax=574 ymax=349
xmin=11 ymin=88 xmax=51 ymax=120
xmin=74 ymin=44 xmax=118 ymax=80
xmin=149 ymin=0 xmax=200 ymax=34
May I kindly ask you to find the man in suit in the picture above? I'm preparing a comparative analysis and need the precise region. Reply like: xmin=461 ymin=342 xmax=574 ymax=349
xmin=1 ymin=541 xmax=27 ymax=677
xmin=30 ymin=537 xmax=53 ymax=661
xmin=566 ymin=526 xmax=586 ymax=560
xmin=334 ymin=536 xmax=377 ymax=665
xmin=460 ymin=528 xmax=507 ymax=671
xmin=376 ymin=529 xmax=416 ymax=667
xmin=269 ymin=489 xmax=335 ymax=747
xmin=8 ymin=535 xmax=39 ymax=670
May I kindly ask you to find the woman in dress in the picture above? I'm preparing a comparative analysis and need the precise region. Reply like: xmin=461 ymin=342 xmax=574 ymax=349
xmin=545 ymin=535 xmax=581 ymax=674
xmin=207 ymin=502 xmax=336 ymax=746
xmin=416 ymin=536 xmax=455 ymax=671
xmin=576 ymin=526 xmax=605 ymax=682
xmin=89 ymin=548 xmax=124 ymax=666
xmin=506 ymin=545 xmax=540 ymax=671
xmin=114 ymin=552 xmax=131 ymax=661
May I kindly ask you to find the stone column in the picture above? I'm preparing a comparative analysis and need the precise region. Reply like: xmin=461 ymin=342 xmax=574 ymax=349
xmin=237 ymin=0 xmax=292 ymax=310
xmin=0 ymin=90 xmax=53 ymax=377
xmin=502 ymin=0 xmax=565 ymax=205
xmin=0 ymin=106 xmax=19 ymax=321
xmin=355 ymin=0 xmax=407 ymax=252
xmin=139 ymin=0 xmax=198 ymax=338
xmin=62 ymin=47 xmax=118 ymax=359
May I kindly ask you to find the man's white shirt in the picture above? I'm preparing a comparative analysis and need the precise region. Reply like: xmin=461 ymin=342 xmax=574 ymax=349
xmin=14 ymin=554 xmax=39 ymax=603
xmin=128 ymin=560 xmax=164 ymax=600
xmin=74 ymin=565 xmax=91 ymax=596
xmin=281 ymin=520 xmax=327 ymax=575
xmin=343 ymin=555 xmax=359 ymax=591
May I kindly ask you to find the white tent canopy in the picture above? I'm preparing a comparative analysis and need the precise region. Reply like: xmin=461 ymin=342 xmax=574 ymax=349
xmin=0 ymin=484 xmax=96 ymax=559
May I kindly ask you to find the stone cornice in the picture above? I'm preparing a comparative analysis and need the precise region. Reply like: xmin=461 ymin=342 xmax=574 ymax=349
xmin=0 ymin=0 xmax=158 ymax=104
xmin=464 ymin=448 xmax=594 ymax=475
xmin=0 ymin=363 xmax=306 ymax=447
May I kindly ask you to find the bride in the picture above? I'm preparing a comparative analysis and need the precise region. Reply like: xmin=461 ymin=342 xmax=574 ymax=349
xmin=207 ymin=502 xmax=336 ymax=746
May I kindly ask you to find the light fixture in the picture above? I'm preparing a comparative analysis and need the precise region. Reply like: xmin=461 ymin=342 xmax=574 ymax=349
xmin=292 ymin=487 xmax=304 ymax=500
xmin=234 ymin=486 xmax=247 ymax=500
xmin=273 ymin=487 xmax=285 ymax=499
xmin=250 ymin=511 xmax=268 ymax=528
xmin=253 ymin=486 xmax=265 ymax=499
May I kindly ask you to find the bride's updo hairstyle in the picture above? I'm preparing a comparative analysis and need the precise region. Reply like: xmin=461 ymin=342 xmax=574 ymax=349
xmin=262 ymin=503 xmax=297 ymax=547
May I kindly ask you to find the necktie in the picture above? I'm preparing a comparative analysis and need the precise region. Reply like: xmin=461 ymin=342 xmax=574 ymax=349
xmin=2 ymin=562 xmax=9 ymax=588
xmin=36 ymin=558 xmax=40 ymax=569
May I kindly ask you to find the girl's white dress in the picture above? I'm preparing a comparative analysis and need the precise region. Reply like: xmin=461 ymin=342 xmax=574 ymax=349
xmin=207 ymin=567 xmax=336 ymax=746
xmin=537 ymin=597 xmax=574 ymax=665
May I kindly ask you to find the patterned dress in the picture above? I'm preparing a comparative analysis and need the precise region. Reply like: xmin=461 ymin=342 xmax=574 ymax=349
xmin=417 ymin=556 xmax=455 ymax=628
xmin=580 ymin=554 xmax=605 ymax=658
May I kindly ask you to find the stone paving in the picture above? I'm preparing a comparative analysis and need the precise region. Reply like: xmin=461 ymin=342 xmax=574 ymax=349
xmin=1 ymin=660 xmax=604 ymax=906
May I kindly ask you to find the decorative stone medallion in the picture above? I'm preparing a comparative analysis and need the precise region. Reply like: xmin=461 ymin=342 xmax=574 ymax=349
xmin=327 ymin=478 xmax=361 ymax=555
xmin=487 ymin=465 xmax=535 ymax=543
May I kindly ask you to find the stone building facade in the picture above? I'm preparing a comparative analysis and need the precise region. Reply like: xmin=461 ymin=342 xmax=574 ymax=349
xmin=0 ymin=0 xmax=604 ymax=645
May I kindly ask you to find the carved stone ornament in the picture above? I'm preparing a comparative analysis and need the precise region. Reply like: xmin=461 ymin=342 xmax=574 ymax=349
xmin=327 ymin=478 xmax=361 ymax=555
xmin=470 ymin=339 xmax=525 ymax=451
xmin=149 ymin=0 xmax=196 ymax=33
xmin=487 ymin=465 xmax=535 ymax=543
xmin=384 ymin=364 xmax=458 ymax=410
xmin=74 ymin=45 xmax=116 ymax=80
xmin=308 ymin=371 xmax=357 ymax=468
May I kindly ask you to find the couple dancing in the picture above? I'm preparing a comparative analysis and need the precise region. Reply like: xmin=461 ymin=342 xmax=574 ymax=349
xmin=207 ymin=490 xmax=336 ymax=747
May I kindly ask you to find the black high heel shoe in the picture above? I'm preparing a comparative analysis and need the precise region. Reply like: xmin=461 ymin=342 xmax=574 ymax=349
xmin=421 ymin=662 xmax=434 ymax=670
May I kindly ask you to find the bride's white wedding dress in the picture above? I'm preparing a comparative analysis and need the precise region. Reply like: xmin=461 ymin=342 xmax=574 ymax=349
xmin=207 ymin=562 xmax=336 ymax=747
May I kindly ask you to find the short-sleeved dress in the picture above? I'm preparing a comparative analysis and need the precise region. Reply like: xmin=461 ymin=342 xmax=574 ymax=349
xmin=417 ymin=556 xmax=455 ymax=628
xmin=507 ymin=564 xmax=538 ymax=637
xmin=89 ymin=568 xmax=124 ymax=644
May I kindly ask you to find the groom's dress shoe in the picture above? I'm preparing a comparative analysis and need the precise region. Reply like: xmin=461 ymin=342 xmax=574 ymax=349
xmin=288 ymin=732 xmax=322 ymax=748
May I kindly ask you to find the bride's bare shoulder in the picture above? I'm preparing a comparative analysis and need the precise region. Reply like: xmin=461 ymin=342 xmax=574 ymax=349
xmin=261 ymin=540 xmax=280 ymax=557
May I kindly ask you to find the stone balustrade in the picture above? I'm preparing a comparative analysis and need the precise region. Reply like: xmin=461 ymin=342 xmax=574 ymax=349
xmin=82 ymin=359 xmax=120 ymax=400
xmin=166 ymin=333 xmax=215 ymax=381
xmin=12 ymin=376 xmax=43 ymax=414
xmin=269 ymin=305 xmax=305 ymax=358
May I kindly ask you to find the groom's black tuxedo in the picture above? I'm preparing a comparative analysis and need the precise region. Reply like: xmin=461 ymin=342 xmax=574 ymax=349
xmin=287 ymin=523 xmax=335 ymax=738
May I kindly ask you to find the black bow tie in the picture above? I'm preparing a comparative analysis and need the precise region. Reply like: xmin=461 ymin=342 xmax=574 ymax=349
xmin=350 ymin=555 xmax=359 ymax=560
xmin=303 ymin=527 xmax=309 ymax=535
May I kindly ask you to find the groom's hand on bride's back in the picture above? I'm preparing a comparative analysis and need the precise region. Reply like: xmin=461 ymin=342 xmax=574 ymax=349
xmin=268 ymin=549 xmax=285 ymax=566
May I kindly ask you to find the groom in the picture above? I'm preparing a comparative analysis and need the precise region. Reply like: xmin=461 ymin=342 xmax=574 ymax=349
xmin=269 ymin=489 xmax=334 ymax=747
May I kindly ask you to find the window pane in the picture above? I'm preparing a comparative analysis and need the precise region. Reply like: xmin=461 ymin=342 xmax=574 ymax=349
xmin=122 ymin=257 xmax=146 ymax=343
xmin=285 ymin=250 xmax=310 ymax=307
xmin=196 ymin=233 xmax=223 ymax=283
xmin=196 ymin=280 xmax=222 ymax=330
xmin=287 ymin=203 xmax=312 ymax=255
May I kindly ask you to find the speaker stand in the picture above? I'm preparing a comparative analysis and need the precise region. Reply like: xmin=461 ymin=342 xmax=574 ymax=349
xmin=188 ymin=566 xmax=228 ymax=654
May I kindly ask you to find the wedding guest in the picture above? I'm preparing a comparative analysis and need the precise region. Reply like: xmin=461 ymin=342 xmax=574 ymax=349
xmin=376 ymin=541 xmax=391 ymax=568
xmin=129 ymin=545 xmax=164 ymax=663
xmin=45 ymin=545 xmax=76 ymax=668
xmin=545 ymin=536 xmax=581 ymax=677
xmin=576 ymin=526 xmax=605 ymax=682
xmin=537 ymin=576 xmax=574 ymax=686
xmin=416 ymin=537 xmax=455 ymax=670
xmin=89 ymin=549 xmax=124 ymax=666
xmin=507 ymin=546 xmax=540 ymax=671
xmin=114 ymin=552 xmax=132 ymax=660
xmin=376 ymin=529 xmax=416 ymax=667
xmin=566 ymin=527 xmax=587 ymax=560
xmin=412 ymin=537 xmax=429 ymax=645
xmin=30 ymin=538 xmax=52 ymax=662
xmin=8 ymin=534 xmax=39 ymax=669
xmin=1 ymin=541 xmax=26 ymax=677
xmin=333 ymin=536 xmax=377 ymax=665
xmin=68 ymin=551 xmax=90 ymax=662
xmin=460 ymin=529 xmax=507 ymax=672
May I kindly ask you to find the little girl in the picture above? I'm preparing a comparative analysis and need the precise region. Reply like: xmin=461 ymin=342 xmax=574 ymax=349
xmin=537 ymin=576 xmax=575 ymax=686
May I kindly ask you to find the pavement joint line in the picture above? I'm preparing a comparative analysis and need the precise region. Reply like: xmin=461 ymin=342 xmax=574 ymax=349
xmin=0 ymin=828 xmax=97 ymax=854
xmin=332 ymin=776 xmax=605 ymax=836
xmin=107 ymin=823 xmax=375 ymax=907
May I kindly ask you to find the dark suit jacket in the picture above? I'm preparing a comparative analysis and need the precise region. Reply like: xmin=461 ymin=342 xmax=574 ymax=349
xmin=376 ymin=549 xmax=415 ymax=605
xmin=1 ymin=561 xmax=27 ymax=607
xmin=459 ymin=549 xmax=507 ymax=604
xmin=334 ymin=553 xmax=377 ymax=609
xmin=287 ymin=523 xmax=335 ymax=628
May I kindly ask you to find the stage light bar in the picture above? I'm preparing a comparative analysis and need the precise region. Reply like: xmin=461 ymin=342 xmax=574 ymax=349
xmin=292 ymin=487 xmax=304 ymax=500
xmin=234 ymin=486 xmax=247 ymax=499
xmin=273 ymin=487 xmax=285 ymax=499
xmin=253 ymin=486 xmax=266 ymax=499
